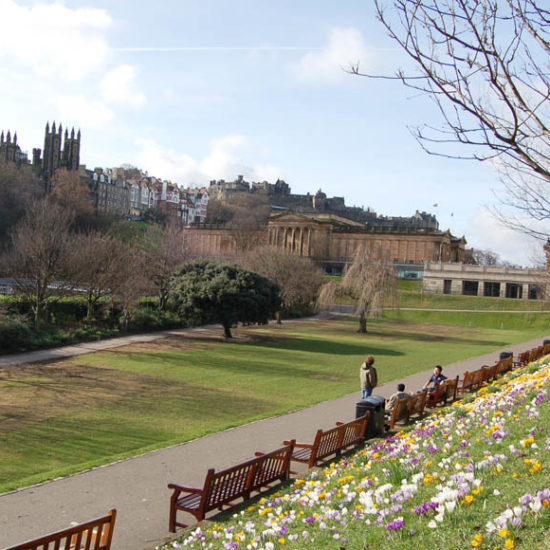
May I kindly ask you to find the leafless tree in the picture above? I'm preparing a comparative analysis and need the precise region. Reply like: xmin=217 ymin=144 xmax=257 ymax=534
xmin=240 ymin=245 xmax=324 ymax=319
xmin=67 ymin=232 xmax=127 ymax=320
xmin=141 ymin=223 xmax=188 ymax=310
xmin=109 ymin=242 xmax=148 ymax=331
xmin=356 ymin=0 xmax=550 ymax=238
xmin=318 ymin=245 xmax=397 ymax=333
xmin=50 ymin=168 xmax=94 ymax=218
xmin=3 ymin=199 xmax=74 ymax=324
xmin=464 ymin=247 xmax=501 ymax=266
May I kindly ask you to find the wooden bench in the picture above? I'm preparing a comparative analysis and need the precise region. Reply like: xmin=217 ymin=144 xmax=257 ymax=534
xmin=410 ymin=390 xmax=428 ymax=419
xmin=386 ymin=395 xmax=413 ymax=431
xmin=459 ymin=368 xmax=484 ymax=395
xmin=531 ymin=346 xmax=544 ymax=362
xmin=514 ymin=351 xmax=531 ymax=367
xmin=5 ymin=509 xmax=116 ymax=550
xmin=168 ymin=442 xmax=294 ymax=531
xmin=481 ymin=363 xmax=499 ymax=384
xmin=284 ymin=413 xmax=369 ymax=469
xmin=426 ymin=376 xmax=458 ymax=408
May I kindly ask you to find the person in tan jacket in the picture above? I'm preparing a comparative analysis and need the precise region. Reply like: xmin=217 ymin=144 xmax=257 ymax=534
xmin=385 ymin=383 xmax=411 ymax=415
xmin=360 ymin=355 xmax=378 ymax=399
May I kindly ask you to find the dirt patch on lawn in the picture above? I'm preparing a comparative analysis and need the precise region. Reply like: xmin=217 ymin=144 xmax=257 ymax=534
xmin=0 ymin=360 xmax=179 ymax=433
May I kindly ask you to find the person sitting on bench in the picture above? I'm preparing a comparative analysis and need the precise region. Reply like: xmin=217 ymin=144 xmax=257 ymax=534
xmin=385 ymin=383 xmax=410 ymax=417
xmin=423 ymin=365 xmax=447 ymax=391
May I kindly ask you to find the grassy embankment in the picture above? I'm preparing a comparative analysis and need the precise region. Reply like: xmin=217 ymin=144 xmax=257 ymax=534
xmin=1 ymin=309 xmax=549 ymax=494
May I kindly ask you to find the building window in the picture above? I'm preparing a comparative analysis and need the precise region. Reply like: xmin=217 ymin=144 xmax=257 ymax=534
xmin=443 ymin=279 xmax=452 ymax=294
xmin=528 ymin=284 xmax=539 ymax=300
xmin=505 ymin=283 xmax=522 ymax=299
xmin=484 ymin=281 xmax=501 ymax=297
xmin=462 ymin=280 xmax=479 ymax=296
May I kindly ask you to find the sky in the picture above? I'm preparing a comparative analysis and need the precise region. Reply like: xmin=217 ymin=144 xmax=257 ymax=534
xmin=0 ymin=0 xmax=545 ymax=266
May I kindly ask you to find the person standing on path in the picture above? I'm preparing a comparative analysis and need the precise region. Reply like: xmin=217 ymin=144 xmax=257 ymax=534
xmin=360 ymin=355 xmax=378 ymax=399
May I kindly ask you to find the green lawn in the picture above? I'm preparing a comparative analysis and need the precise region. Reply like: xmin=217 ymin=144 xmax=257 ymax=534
xmin=1 ymin=315 xmax=549 ymax=493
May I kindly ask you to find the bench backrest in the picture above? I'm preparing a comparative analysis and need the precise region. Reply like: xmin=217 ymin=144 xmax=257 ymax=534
xmin=412 ymin=391 xmax=428 ymax=417
xmin=339 ymin=413 xmax=369 ymax=448
xmin=461 ymin=368 xmax=484 ymax=393
xmin=204 ymin=462 xmax=255 ymax=511
xmin=388 ymin=397 xmax=410 ymax=429
xmin=481 ymin=364 xmax=498 ymax=383
xmin=250 ymin=442 xmax=294 ymax=490
xmin=532 ymin=346 xmax=544 ymax=361
xmin=313 ymin=425 xmax=345 ymax=461
xmin=5 ymin=510 xmax=116 ymax=550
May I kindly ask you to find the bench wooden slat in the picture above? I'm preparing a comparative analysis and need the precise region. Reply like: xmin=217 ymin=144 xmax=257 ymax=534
xmin=4 ymin=510 xmax=116 ymax=550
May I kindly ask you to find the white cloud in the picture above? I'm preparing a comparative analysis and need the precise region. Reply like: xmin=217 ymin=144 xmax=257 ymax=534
xmin=98 ymin=65 xmax=146 ymax=108
xmin=57 ymin=94 xmax=114 ymax=129
xmin=291 ymin=27 xmax=371 ymax=82
xmin=0 ymin=0 xmax=112 ymax=81
xmin=468 ymin=208 xmax=542 ymax=267
xmin=134 ymin=136 xmax=284 ymax=186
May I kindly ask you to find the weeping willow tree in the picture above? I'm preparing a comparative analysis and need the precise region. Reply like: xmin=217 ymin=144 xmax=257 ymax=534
xmin=318 ymin=245 xmax=397 ymax=333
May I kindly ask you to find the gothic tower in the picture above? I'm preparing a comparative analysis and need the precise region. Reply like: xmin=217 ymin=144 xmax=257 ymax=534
xmin=41 ymin=121 xmax=81 ymax=189
xmin=61 ymin=127 xmax=80 ymax=171
xmin=0 ymin=130 xmax=21 ymax=163
xmin=42 ymin=121 xmax=63 ymax=182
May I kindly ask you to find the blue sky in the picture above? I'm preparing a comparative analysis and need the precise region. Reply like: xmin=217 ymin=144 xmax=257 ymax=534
xmin=0 ymin=0 xmax=543 ymax=265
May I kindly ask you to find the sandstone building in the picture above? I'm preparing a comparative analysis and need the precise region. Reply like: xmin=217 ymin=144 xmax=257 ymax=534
xmin=186 ymin=211 xmax=466 ymax=274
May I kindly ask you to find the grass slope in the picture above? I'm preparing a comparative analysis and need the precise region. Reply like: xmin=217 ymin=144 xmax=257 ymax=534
xmin=1 ymin=315 xmax=548 ymax=493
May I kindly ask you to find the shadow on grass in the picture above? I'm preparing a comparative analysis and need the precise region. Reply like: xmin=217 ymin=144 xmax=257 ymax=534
xmin=372 ymin=328 xmax=511 ymax=348
xmin=233 ymin=336 xmax=404 ymax=357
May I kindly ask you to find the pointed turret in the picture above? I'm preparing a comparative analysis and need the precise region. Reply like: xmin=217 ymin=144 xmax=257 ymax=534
xmin=77 ymin=129 xmax=81 ymax=140
xmin=13 ymin=132 xmax=17 ymax=145
xmin=6 ymin=130 xmax=11 ymax=143
xmin=1 ymin=131 xmax=4 ymax=144
xmin=71 ymin=127 xmax=75 ymax=138
xmin=65 ymin=128 xmax=68 ymax=140
xmin=52 ymin=121 xmax=56 ymax=133
xmin=45 ymin=122 xmax=50 ymax=133
xmin=58 ymin=123 xmax=62 ymax=135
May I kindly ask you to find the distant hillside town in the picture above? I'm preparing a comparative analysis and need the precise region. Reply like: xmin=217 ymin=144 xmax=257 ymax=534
xmin=1 ymin=121 xmax=465 ymax=275
xmin=3 ymin=121 xmax=550 ymax=299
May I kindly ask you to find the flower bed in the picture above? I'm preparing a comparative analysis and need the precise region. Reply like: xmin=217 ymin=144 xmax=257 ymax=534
xmin=160 ymin=357 xmax=550 ymax=550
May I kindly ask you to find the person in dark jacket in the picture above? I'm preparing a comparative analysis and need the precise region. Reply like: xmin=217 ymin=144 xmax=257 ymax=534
xmin=423 ymin=365 xmax=447 ymax=391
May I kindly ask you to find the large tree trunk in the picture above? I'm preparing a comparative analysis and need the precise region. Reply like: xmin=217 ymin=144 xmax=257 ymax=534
xmin=223 ymin=323 xmax=233 ymax=338
xmin=357 ymin=311 xmax=367 ymax=333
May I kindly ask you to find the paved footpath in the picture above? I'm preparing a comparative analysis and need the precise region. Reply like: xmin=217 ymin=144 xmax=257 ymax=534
xmin=0 ymin=328 xmax=548 ymax=550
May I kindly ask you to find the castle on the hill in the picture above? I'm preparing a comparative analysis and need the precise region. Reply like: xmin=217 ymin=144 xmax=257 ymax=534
xmin=0 ymin=122 xmax=81 ymax=188
xmin=208 ymin=175 xmax=439 ymax=231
